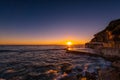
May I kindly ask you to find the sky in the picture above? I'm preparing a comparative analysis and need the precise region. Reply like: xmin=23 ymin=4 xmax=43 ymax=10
xmin=0 ymin=0 xmax=120 ymax=45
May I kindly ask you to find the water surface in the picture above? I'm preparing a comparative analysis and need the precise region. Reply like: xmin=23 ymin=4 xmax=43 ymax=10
xmin=0 ymin=45 xmax=111 ymax=80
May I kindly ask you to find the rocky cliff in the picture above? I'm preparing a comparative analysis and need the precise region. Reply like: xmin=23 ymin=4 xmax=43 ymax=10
xmin=85 ymin=19 xmax=120 ymax=79
xmin=91 ymin=19 xmax=120 ymax=43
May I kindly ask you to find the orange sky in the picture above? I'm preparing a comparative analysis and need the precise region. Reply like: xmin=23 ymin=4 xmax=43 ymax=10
xmin=0 ymin=0 xmax=120 ymax=45
xmin=0 ymin=36 xmax=90 ymax=45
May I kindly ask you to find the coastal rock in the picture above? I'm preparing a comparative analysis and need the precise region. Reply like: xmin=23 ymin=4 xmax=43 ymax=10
xmin=112 ymin=61 xmax=120 ymax=70
xmin=98 ymin=68 xmax=120 ymax=80
xmin=86 ymin=19 xmax=120 ymax=48
xmin=60 ymin=63 xmax=73 ymax=74
xmin=59 ymin=75 xmax=77 ymax=80
xmin=85 ymin=19 xmax=120 ymax=80
xmin=26 ymin=73 xmax=48 ymax=80
xmin=85 ymin=19 xmax=120 ymax=67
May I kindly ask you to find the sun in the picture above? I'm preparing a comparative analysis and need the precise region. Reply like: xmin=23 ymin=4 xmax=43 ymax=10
xmin=66 ymin=41 xmax=72 ymax=46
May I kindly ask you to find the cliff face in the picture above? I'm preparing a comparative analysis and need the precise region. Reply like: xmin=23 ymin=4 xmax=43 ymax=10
xmin=86 ymin=19 xmax=120 ymax=72
xmin=91 ymin=19 xmax=120 ymax=44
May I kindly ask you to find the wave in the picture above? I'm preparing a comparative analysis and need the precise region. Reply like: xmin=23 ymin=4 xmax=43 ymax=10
xmin=0 ymin=48 xmax=66 ymax=53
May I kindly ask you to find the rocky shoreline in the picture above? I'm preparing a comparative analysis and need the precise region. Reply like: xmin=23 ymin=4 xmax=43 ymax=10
xmin=96 ymin=50 xmax=120 ymax=80
xmin=83 ymin=18 xmax=120 ymax=80
xmin=66 ymin=48 xmax=120 ymax=80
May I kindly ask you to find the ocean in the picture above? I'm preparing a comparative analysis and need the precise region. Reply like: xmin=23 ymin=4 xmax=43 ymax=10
xmin=0 ymin=45 xmax=111 ymax=80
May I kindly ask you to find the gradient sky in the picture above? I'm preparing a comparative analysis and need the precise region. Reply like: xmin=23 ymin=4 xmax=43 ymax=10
xmin=0 ymin=0 xmax=120 ymax=45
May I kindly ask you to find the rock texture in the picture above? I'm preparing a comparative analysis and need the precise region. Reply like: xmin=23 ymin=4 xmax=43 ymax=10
xmin=91 ymin=19 xmax=120 ymax=42
xmin=87 ymin=19 xmax=120 ymax=58
xmin=86 ymin=19 xmax=120 ymax=80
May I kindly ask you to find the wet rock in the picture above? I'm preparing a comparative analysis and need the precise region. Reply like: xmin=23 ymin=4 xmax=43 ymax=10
xmin=47 ymin=72 xmax=58 ymax=80
xmin=90 ymin=72 xmax=97 ymax=80
xmin=112 ymin=61 xmax=120 ymax=70
xmin=0 ymin=67 xmax=27 ymax=80
xmin=98 ymin=68 xmax=120 ymax=80
xmin=74 ymin=66 xmax=83 ymax=72
xmin=76 ymin=73 xmax=82 ymax=79
xmin=1 ymin=68 xmax=17 ymax=79
xmin=85 ymin=71 xmax=91 ymax=78
xmin=46 ymin=69 xmax=58 ymax=74
xmin=81 ymin=77 xmax=87 ymax=80
xmin=4 ymin=68 xmax=16 ymax=73
xmin=26 ymin=72 xmax=45 ymax=80
xmin=60 ymin=76 xmax=77 ymax=80
xmin=26 ymin=72 xmax=55 ymax=80
xmin=59 ymin=74 xmax=77 ymax=80
xmin=60 ymin=63 xmax=73 ymax=74
xmin=9 ymin=76 xmax=24 ymax=80
xmin=29 ymin=64 xmax=57 ymax=73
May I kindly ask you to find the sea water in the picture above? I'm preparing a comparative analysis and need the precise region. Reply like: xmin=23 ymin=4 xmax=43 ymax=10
xmin=0 ymin=45 xmax=111 ymax=80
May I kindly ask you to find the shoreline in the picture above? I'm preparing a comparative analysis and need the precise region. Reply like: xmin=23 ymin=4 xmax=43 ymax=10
xmin=66 ymin=48 xmax=120 ymax=80
xmin=66 ymin=48 xmax=120 ymax=69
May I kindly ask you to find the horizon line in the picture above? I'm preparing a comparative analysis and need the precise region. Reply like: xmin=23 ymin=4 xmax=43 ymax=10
xmin=0 ymin=44 xmax=85 ymax=46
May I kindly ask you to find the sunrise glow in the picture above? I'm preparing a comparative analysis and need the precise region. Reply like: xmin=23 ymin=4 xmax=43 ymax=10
xmin=66 ymin=41 xmax=72 ymax=46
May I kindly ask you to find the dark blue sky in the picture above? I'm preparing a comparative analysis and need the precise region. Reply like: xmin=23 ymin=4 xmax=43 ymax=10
xmin=0 ymin=0 xmax=120 ymax=44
